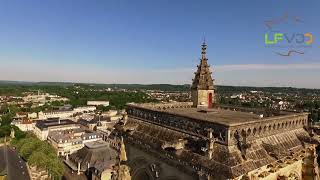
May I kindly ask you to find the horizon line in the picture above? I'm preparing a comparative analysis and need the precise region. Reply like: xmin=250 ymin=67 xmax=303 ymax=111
xmin=0 ymin=79 xmax=319 ymax=90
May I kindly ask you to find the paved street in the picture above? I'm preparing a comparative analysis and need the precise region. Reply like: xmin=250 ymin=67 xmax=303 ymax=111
xmin=0 ymin=145 xmax=31 ymax=180
xmin=0 ymin=146 xmax=6 ymax=176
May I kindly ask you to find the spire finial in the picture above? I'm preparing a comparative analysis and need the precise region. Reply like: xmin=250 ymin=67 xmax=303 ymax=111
xmin=201 ymin=38 xmax=207 ymax=59
xmin=120 ymin=136 xmax=127 ymax=162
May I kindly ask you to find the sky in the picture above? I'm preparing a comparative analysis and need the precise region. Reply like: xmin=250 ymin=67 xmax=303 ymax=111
xmin=0 ymin=0 xmax=319 ymax=88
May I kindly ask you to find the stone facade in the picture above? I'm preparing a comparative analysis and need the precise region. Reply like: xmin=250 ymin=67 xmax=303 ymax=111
xmin=118 ymin=104 xmax=319 ymax=180
xmin=191 ymin=89 xmax=215 ymax=109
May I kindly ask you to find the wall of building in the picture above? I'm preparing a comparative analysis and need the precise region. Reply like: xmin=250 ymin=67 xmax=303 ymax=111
xmin=33 ymin=127 xmax=49 ymax=140
xmin=34 ymin=125 xmax=80 ymax=140
xmin=14 ymin=122 xmax=34 ymax=132
xmin=49 ymin=139 xmax=84 ymax=156
xmin=38 ymin=111 xmax=74 ymax=119
xmin=87 ymin=101 xmax=109 ymax=107
xmin=73 ymin=106 xmax=96 ymax=113
xmin=28 ymin=112 xmax=38 ymax=119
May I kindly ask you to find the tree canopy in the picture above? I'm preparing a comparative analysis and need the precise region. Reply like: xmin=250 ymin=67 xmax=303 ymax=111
xmin=12 ymin=135 xmax=64 ymax=180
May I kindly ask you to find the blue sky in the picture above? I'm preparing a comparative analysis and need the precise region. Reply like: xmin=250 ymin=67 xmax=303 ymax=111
xmin=0 ymin=0 xmax=319 ymax=88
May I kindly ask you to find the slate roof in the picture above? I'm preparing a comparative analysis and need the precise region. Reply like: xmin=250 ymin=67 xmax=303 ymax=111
xmin=66 ymin=140 xmax=117 ymax=172
xmin=35 ymin=119 xmax=77 ymax=130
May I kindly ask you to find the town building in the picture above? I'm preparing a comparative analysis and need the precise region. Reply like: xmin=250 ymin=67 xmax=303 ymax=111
xmin=87 ymin=101 xmax=110 ymax=107
xmin=73 ymin=106 xmax=96 ymax=113
xmin=15 ymin=112 xmax=28 ymax=119
xmin=98 ymin=128 xmax=119 ymax=149
xmin=34 ymin=119 xmax=80 ymax=140
xmin=47 ymin=128 xmax=102 ymax=156
xmin=27 ymin=112 xmax=38 ymax=119
xmin=115 ymin=42 xmax=319 ymax=180
xmin=22 ymin=93 xmax=69 ymax=104
xmin=38 ymin=110 xmax=74 ymax=119
xmin=22 ymin=94 xmax=46 ymax=103
xmin=59 ymin=104 xmax=73 ymax=111
xmin=11 ymin=119 xmax=34 ymax=131
xmin=37 ymin=106 xmax=98 ymax=120
xmin=79 ymin=116 xmax=117 ymax=131
xmin=64 ymin=140 xmax=117 ymax=179
xmin=102 ymin=110 xmax=123 ymax=121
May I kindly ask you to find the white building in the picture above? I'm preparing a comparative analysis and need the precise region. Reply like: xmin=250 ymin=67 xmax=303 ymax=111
xmin=11 ymin=119 xmax=35 ymax=131
xmin=22 ymin=94 xmax=46 ymax=103
xmin=47 ymin=128 xmax=102 ymax=156
xmin=34 ymin=119 xmax=80 ymax=140
xmin=87 ymin=101 xmax=109 ymax=107
xmin=46 ymin=95 xmax=69 ymax=102
xmin=73 ymin=106 xmax=96 ymax=113
xmin=28 ymin=112 xmax=38 ymax=119
xmin=38 ymin=110 xmax=74 ymax=119
xmin=22 ymin=93 xmax=69 ymax=104
xmin=101 ymin=110 xmax=117 ymax=117
xmin=15 ymin=112 xmax=28 ymax=119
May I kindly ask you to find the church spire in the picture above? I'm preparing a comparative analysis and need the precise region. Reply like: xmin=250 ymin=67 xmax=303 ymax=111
xmin=191 ymin=41 xmax=215 ymax=108
xmin=119 ymin=136 xmax=127 ymax=162
xmin=191 ymin=41 xmax=214 ymax=90
xmin=113 ymin=136 xmax=131 ymax=180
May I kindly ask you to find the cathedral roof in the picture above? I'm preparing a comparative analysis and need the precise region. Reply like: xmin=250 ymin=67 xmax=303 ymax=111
xmin=119 ymin=116 xmax=312 ymax=179
xmin=191 ymin=41 xmax=214 ymax=90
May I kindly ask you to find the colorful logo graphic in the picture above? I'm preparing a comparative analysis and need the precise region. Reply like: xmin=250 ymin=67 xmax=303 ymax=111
xmin=265 ymin=32 xmax=313 ymax=45
xmin=264 ymin=32 xmax=313 ymax=45
xmin=264 ymin=12 xmax=313 ymax=56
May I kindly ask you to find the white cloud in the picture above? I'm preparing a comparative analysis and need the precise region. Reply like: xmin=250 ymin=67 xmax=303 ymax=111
xmin=215 ymin=63 xmax=320 ymax=71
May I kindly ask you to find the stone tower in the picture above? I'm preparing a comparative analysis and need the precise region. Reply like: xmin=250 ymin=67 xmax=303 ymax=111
xmin=191 ymin=41 xmax=215 ymax=108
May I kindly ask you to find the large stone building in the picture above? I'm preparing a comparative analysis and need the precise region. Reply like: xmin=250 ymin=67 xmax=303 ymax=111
xmin=47 ymin=128 xmax=102 ymax=156
xmin=34 ymin=119 xmax=80 ymax=140
xmin=115 ymin=42 xmax=319 ymax=180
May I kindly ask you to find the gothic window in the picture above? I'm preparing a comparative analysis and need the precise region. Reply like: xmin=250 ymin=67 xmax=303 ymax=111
xmin=258 ymin=127 xmax=262 ymax=134
xmin=247 ymin=129 xmax=251 ymax=136
xmin=253 ymin=128 xmax=257 ymax=135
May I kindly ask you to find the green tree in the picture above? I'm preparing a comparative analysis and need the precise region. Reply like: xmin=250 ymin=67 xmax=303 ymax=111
xmin=12 ymin=135 xmax=65 ymax=180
